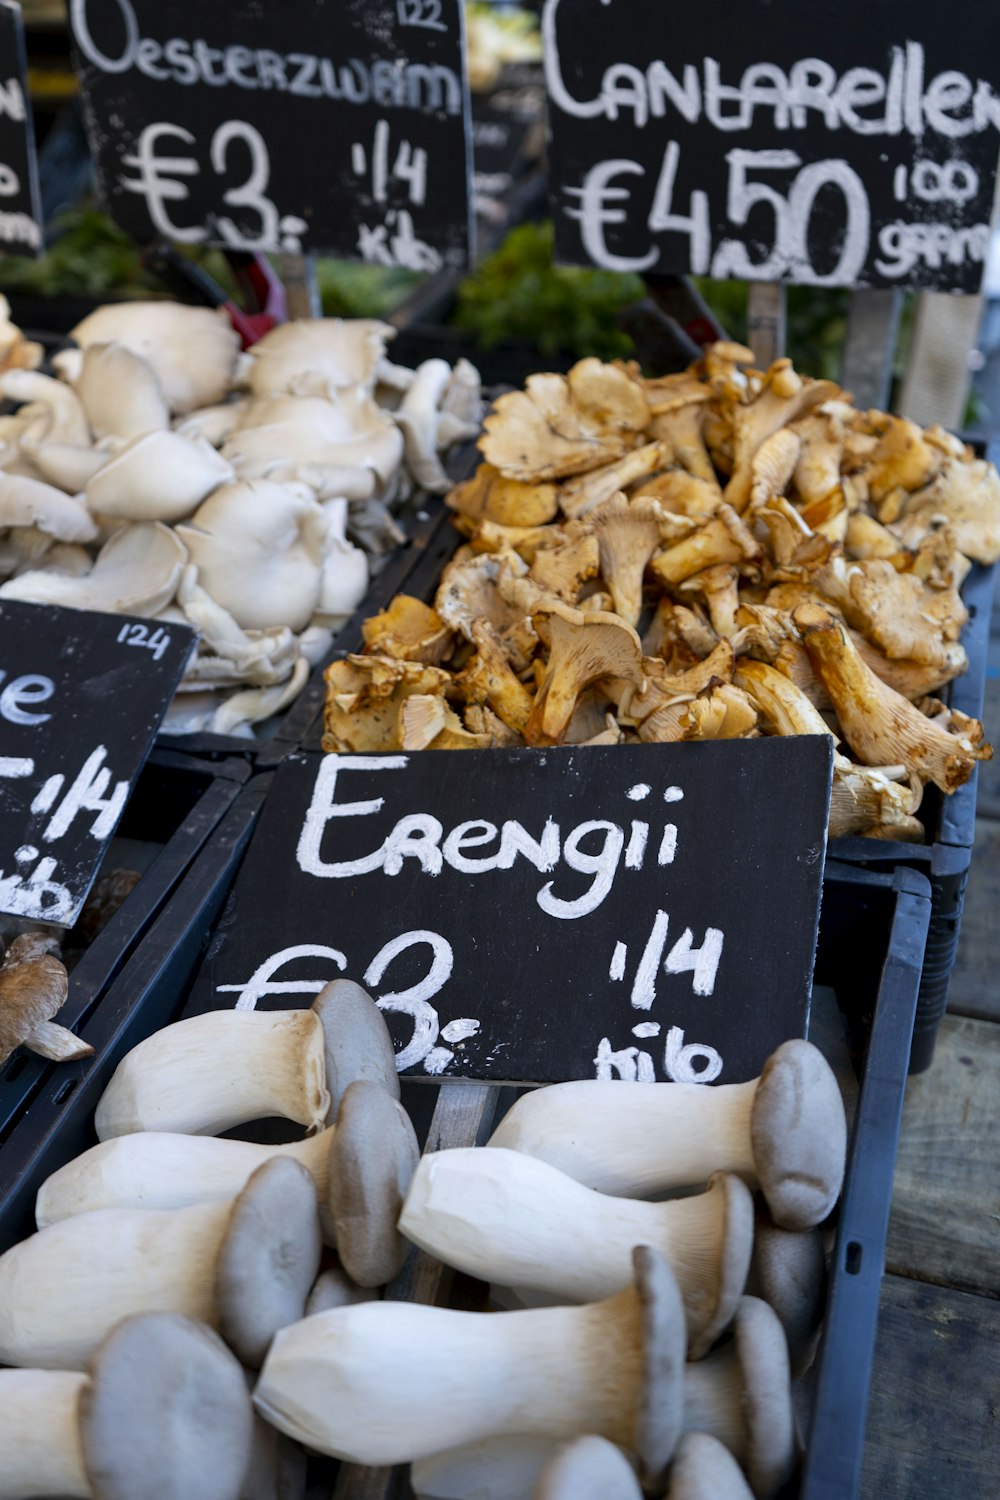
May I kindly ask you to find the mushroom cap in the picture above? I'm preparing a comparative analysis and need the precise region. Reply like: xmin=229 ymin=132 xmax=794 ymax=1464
xmin=746 ymin=1200 xmax=826 ymax=1378
xmin=665 ymin=1432 xmax=754 ymax=1499
xmin=731 ymin=1297 xmax=795 ymax=1499
xmin=689 ymin=1173 xmax=756 ymax=1360
xmin=87 ymin=430 xmax=234 ymax=522
xmin=215 ymin=1157 xmax=323 ymax=1368
xmin=750 ymin=1039 xmax=846 ymax=1230
xmin=312 ymin=977 xmax=401 ymax=1122
xmin=0 ymin=470 xmax=98 ymax=542
xmin=244 ymin=318 xmax=393 ymax=399
xmin=0 ymin=521 xmax=186 ymax=616
xmin=534 ymin=1435 xmax=642 ymax=1499
xmin=79 ymin=1313 xmax=253 ymax=1500
xmin=326 ymin=1078 xmax=419 ymax=1287
xmin=71 ymin=302 xmax=240 ymax=415
xmin=631 ymin=1245 xmax=686 ymax=1491
xmin=0 ymin=932 xmax=68 ymax=1063
xmin=305 ymin=1264 xmax=379 ymax=1317
xmin=74 ymin=342 xmax=170 ymax=441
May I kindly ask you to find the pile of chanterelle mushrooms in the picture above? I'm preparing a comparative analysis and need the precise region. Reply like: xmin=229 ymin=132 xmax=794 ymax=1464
xmin=0 ymin=295 xmax=480 ymax=737
xmin=0 ymin=967 xmax=847 ymax=1500
xmin=323 ymin=343 xmax=997 ymax=840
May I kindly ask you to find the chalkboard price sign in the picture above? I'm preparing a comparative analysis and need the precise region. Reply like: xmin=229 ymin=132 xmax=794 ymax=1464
xmin=69 ymin=0 xmax=473 ymax=270
xmin=543 ymin=0 xmax=1000 ymax=291
xmin=0 ymin=601 xmax=194 ymax=926
xmin=0 ymin=1 xmax=42 ymax=259
xmin=196 ymin=739 xmax=833 ymax=1086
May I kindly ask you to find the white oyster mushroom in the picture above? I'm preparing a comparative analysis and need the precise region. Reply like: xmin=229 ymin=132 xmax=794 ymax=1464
xmin=22 ymin=437 xmax=112 ymax=495
xmin=0 ymin=473 xmax=97 ymax=543
xmin=316 ymin=499 xmax=369 ymax=622
xmin=0 ymin=522 xmax=186 ymax=615
xmin=159 ymin=689 xmax=223 ymax=735
xmin=70 ymin=302 xmax=240 ymax=415
xmin=22 ymin=542 xmax=92 ymax=578
xmin=50 ymin=347 xmax=82 ymax=384
xmin=208 ymin=656 xmax=310 ymax=735
xmin=439 ymin=357 xmax=483 ymax=440
xmin=177 ymin=569 xmax=300 ymax=686
xmin=299 ymin=623 xmax=335 ymax=664
xmin=174 ymin=399 xmax=249 ymax=448
xmin=396 ymin=359 xmax=468 ymax=493
xmin=176 ymin=480 xmax=326 ymax=632
xmin=223 ymin=390 xmax=404 ymax=495
xmin=72 ymin=343 xmax=170 ymax=439
xmin=0 ymin=370 xmax=91 ymax=448
xmin=86 ymin=431 xmax=234 ymax=523
xmin=243 ymin=318 xmax=394 ymax=398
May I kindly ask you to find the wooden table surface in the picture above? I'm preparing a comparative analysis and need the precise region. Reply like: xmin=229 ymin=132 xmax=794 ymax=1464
xmin=860 ymin=599 xmax=1000 ymax=1497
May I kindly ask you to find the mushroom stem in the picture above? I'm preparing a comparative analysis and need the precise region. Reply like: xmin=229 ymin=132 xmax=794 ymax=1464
xmin=94 ymin=979 xmax=399 ymax=1140
xmin=95 ymin=1010 xmax=330 ymax=1139
xmin=25 ymin=1020 xmax=95 ymax=1062
xmin=399 ymin=1149 xmax=752 ymax=1357
xmin=411 ymin=1436 xmax=561 ymax=1500
xmin=0 ymin=1369 xmax=90 ymax=1498
xmin=487 ymin=1040 xmax=846 ymax=1232
xmin=0 ymin=1158 xmax=322 ymax=1370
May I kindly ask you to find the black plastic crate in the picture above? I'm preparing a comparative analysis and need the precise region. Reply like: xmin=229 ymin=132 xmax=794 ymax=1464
xmin=0 ymin=764 xmax=263 ymax=1250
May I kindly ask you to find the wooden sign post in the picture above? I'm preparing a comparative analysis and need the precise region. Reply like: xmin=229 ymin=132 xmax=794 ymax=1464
xmin=68 ymin=0 xmax=474 ymax=271
xmin=0 ymin=601 xmax=194 ymax=925
xmin=195 ymin=739 xmax=834 ymax=1086
xmin=0 ymin=0 xmax=43 ymax=259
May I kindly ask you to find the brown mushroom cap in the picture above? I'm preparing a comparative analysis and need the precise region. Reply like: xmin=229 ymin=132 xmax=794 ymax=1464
xmin=665 ymin=1432 xmax=755 ymax=1499
xmin=746 ymin=1199 xmax=826 ymax=1378
xmin=689 ymin=1173 xmax=756 ymax=1360
xmin=0 ymin=932 xmax=68 ymax=1063
xmin=750 ymin=1039 xmax=847 ymax=1231
xmin=79 ymin=1313 xmax=253 ymax=1500
xmin=312 ymin=978 xmax=400 ymax=1124
xmin=326 ymin=1078 xmax=420 ymax=1287
xmin=632 ymin=1245 xmax=686 ymax=1491
xmin=215 ymin=1157 xmax=322 ymax=1368
xmin=534 ymin=1435 xmax=642 ymax=1499
xmin=732 ymin=1297 xmax=795 ymax=1499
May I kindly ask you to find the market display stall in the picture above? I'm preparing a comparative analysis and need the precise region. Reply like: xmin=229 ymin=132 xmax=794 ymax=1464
xmin=0 ymin=2 xmax=998 ymax=1497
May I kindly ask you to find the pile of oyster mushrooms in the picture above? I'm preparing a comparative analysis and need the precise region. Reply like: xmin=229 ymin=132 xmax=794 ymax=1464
xmin=0 ymin=298 xmax=481 ymax=737
xmin=323 ymin=342 xmax=996 ymax=839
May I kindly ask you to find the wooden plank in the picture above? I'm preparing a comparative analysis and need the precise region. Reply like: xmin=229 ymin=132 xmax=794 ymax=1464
xmin=861 ymin=1276 xmax=1000 ymax=1499
xmin=276 ymin=253 xmax=321 ymax=319
xmin=746 ymin=281 xmax=786 ymax=368
xmin=971 ymin=675 xmax=1000 ymax=821
xmin=896 ymin=292 xmax=983 ymax=429
xmin=947 ymin=821 xmax=1000 ymax=1022
xmin=841 ymin=289 xmax=902 ymax=409
xmin=884 ymin=1015 xmax=1000 ymax=1293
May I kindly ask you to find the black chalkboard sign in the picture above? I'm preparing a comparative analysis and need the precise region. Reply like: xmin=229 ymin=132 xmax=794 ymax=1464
xmin=195 ymin=739 xmax=833 ymax=1085
xmin=0 ymin=601 xmax=194 ymax=926
xmin=69 ymin=0 xmax=473 ymax=270
xmin=0 ymin=1 xmax=42 ymax=259
xmin=543 ymin=0 xmax=1000 ymax=291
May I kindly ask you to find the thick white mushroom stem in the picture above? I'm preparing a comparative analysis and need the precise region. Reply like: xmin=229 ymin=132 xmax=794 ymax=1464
xmin=0 ymin=1200 xmax=229 ymax=1368
xmin=399 ymin=1149 xmax=752 ymax=1357
xmin=0 ymin=1369 xmax=90 ymax=1498
xmin=36 ymin=1126 xmax=333 ymax=1231
xmin=487 ymin=1039 xmax=847 ymax=1232
xmin=94 ymin=1009 xmax=330 ymax=1139
xmin=253 ymin=1294 xmax=647 ymax=1467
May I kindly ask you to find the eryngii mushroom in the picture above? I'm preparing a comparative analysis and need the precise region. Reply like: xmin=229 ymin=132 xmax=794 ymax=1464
xmin=95 ymin=978 xmax=399 ymax=1140
xmin=398 ymin=1147 xmax=753 ymax=1358
xmin=71 ymin=342 xmax=170 ymax=441
xmin=524 ymin=601 xmax=644 ymax=746
xmin=0 ymin=1155 xmax=322 ymax=1370
xmin=665 ymin=1433 xmax=755 ymax=1500
xmin=534 ymin=1436 xmax=643 ymax=1499
xmin=650 ymin=506 xmax=760 ymax=587
xmin=37 ymin=1078 xmax=417 ymax=1285
xmin=0 ymin=1313 xmax=253 ymax=1500
xmin=0 ymin=932 xmax=93 ymax=1065
xmin=0 ymin=521 xmax=186 ymax=616
xmin=793 ymin=602 xmax=992 ymax=793
xmin=588 ymin=491 xmax=670 ymax=626
xmin=86 ymin=431 xmax=235 ymax=523
xmin=71 ymin=302 xmax=241 ymax=415
xmin=253 ymin=1249 xmax=794 ymax=1498
xmin=488 ymin=1039 xmax=846 ymax=1232
xmin=412 ymin=1435 xmax=565 ymax=1500
xmin=746 ymin=1202 xmax=825 ymax=1379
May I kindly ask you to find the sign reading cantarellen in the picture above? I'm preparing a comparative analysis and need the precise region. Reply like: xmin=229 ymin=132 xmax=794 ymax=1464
xmin=0 ymin=601 xmax=194 ymax=926
xmin=0 ymin=1 xmax=42 ymax=258
xmin=193 ymin=739 xmax=833 ymax=1086
xmin=69 ymin=0 xmax=473 ymax=271
xmin=543 ymin=0 xmax=1000 ymax=291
